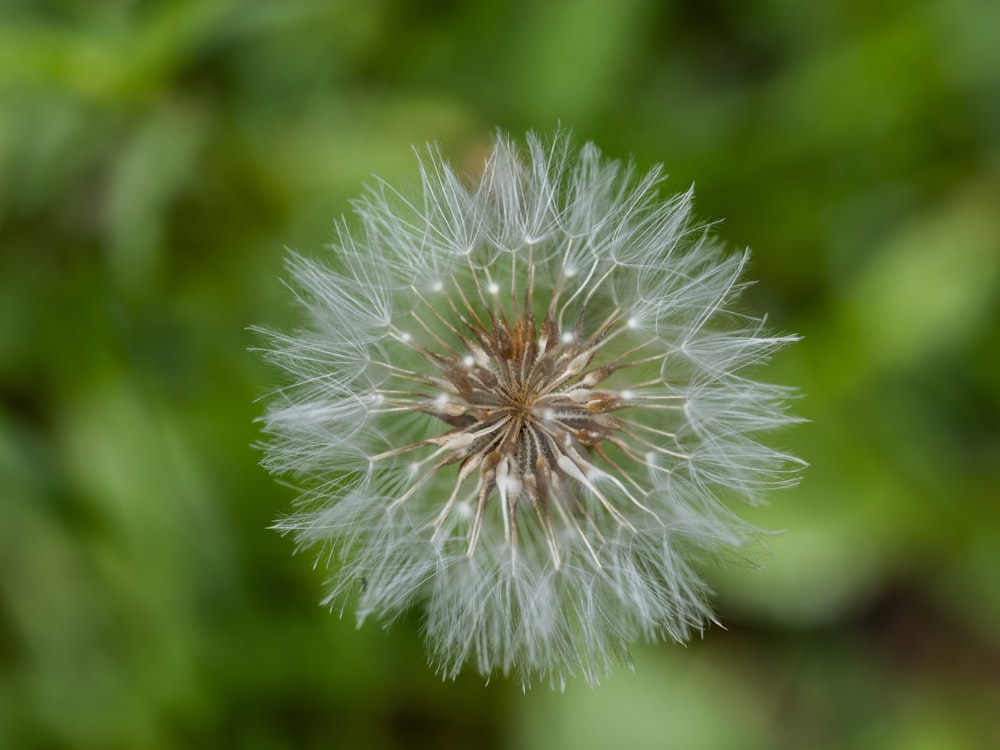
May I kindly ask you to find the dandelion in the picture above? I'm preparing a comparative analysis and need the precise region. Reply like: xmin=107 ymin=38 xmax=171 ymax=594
xmin=257 ymin=130 xmax=802 ymax=688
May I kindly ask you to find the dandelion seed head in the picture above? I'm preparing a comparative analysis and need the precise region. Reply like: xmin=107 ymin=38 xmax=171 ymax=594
xmin=258 ymin=130 xmax=802 ymax=689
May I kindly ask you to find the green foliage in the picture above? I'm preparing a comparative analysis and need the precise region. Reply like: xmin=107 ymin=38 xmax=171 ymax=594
xmin=1 ymin=0 xmax=997 ymax=747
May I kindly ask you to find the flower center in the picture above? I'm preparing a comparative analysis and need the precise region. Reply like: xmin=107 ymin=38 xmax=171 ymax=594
xmin=401 ymin=305 xmax=641 ymax=565
xmin=367 ymin=264 xmax=679 ymax=568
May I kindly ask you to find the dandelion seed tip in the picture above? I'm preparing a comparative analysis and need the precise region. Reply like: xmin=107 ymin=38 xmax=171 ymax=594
xmin=621 ymin=390 xmax=635 ymax=401
xmin=561 ymin=332 xmax=574 ymax=344
xmin=488 ymin=282 xmax=500 ymax=295
xmin=627 ymin=316 xmax=639 ymax=329
xmin=501 ymin=476 xmax=522 ymax=496
xmin=541 ymin=407 xmax=555 ymax=421
xmin=462 ymin=355 xmax=474 ymax=367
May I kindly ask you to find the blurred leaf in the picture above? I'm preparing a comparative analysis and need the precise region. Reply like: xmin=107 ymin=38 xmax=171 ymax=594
xmin=845 ymin=179 xmax=1000 ymax=372
xmin=104 ymin=102 xmax=207 ymax=291
xmin=516 ymin=644 xmax=768 ymax=750
xmin=501 ymin=0 xmax=650 ymax=124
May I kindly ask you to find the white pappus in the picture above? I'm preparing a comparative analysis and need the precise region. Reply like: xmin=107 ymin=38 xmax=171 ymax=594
xmin=256 ymin=130 xmax=803 ymax=689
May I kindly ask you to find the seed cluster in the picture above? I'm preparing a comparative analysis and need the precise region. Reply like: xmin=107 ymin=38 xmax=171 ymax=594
xmin=368 ymin=256 xmax=679 ymax=569
xmin=260 ymin=131 xmax=802 ymax=686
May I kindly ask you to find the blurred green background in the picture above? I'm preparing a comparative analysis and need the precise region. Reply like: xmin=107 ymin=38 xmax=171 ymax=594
xmin=2 ymin=0 xmax=998 ymax=748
